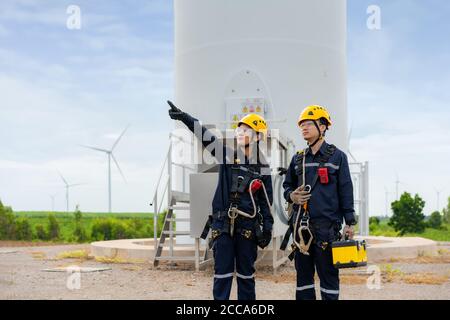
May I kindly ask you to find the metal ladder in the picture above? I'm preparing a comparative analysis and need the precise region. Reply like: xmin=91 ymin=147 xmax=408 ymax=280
xmin=151 ymin=134 xmax=212 ymax=270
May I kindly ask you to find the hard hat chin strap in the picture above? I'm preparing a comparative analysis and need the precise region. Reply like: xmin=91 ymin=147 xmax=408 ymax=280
xmin=239 ymin=139 xmax=262 ymax=164
xmin=307 ymin=121 xmax=323 ymax=148
xmin=244 ymin=133 xmax=262 ymax=148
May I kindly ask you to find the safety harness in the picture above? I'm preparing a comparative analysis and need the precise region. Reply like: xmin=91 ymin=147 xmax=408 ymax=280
xmin=280 ymin=143 xmax=337 ymax=260
xmin=200 ymin=158 xmax=272 ymax=247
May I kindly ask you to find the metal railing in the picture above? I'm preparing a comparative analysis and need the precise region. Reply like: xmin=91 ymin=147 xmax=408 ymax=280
xmin=150 ymin=133 xmax=197 ymax=253
xmin=151 ymin=144 xmax=171 ymax=252
xmin=349 ymin=161 xmax=370 ymax=236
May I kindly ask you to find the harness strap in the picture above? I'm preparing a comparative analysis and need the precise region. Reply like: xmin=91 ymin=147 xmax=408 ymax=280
xmin=280 ymin=225 xmax=293 ymax=250
xmin=280 ymin=144 xmax=337 ymax=253
xmin=200 ymin=215 xmax=213 ymax=240
xmin=229 ymin=162 xmax=262 ymax=206
xmin=308 ymin=144 xmax=337 ymax=193
xmin=288 ymin=244 xmax=298 ymax=261
xmin=234 ymin=218 xmax=264 ymax=242
xmin=229 ymin=176 xmax=273 ymax=236
xmin=200 ymin=211 xmax=229 ymax=240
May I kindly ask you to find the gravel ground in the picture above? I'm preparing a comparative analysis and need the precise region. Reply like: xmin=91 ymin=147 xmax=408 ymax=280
xmin=1 ymin=243 xmax=449 ymax=300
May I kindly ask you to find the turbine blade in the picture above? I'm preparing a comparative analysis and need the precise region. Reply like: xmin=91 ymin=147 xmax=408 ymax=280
xmin=79 ymin=144 xmax=109 ymax=153
xmin=68 ymin=183 xmax=85 ymax=188
xmin=347 ymin=149 xmax=357 ymax=163
xmin=111 ymin=154 xmax=126 ymax=183
xmin=111 ymin=124 xmax=130 ymax=151
xmin=58 ymin=171 xmax=68 ymax=186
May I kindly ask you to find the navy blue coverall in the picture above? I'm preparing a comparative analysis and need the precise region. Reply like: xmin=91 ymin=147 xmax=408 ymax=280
xmin=283 ymin=141 xmax=356 ymax=300
xmin=179 ymin=113 xmax=274 ymax=300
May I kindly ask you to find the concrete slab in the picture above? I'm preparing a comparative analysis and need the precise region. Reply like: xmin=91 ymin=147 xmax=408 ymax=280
xmin=90 ymin=236 xmax=439 ymax=267
xmin=357 ymin=236 xmax=438 ymax=262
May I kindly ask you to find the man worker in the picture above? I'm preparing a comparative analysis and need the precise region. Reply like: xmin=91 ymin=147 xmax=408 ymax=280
xmin=281 ymin=105 xmax=356 ymax=300
xmin=167 ymin=101 xmax=273 ymax=300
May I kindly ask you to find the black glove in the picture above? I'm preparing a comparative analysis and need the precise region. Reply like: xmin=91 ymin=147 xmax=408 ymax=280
xmin=258 ymin=230 xmax=272 ymax=249
xmin=167 ymin=100 xmax=186 ymax=121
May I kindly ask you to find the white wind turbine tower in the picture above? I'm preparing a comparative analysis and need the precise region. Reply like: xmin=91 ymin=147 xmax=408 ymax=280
xmin=384 ymin=186 xmax=393 ymax=217
xmin=80 ymin=125 xmax=129 ymax=213
xmin=58 ymin=172 xmax=83 ymax=212
xmin=394 ymin=172 xmax=405 ymax=201
xmin=435 ymin=187 xmax=445 ymax=212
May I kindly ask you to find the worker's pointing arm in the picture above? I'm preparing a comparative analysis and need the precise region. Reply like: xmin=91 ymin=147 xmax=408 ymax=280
xmin=167 ymin=100 xmax=223 ymax=159
xmin=167 ymin=100 xmax=184 ymax=119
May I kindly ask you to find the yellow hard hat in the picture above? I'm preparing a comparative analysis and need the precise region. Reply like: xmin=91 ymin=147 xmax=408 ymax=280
xmin=238 ymin=113 xmax=268 ymax=135
xmin=298 ymin=105 xmax=332 ymax=127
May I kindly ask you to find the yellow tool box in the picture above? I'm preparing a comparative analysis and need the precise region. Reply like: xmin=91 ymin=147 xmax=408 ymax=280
xmin=331 ymin=239 xmax=367 ymax=269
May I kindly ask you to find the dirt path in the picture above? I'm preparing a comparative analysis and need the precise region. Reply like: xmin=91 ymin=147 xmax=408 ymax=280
xmin=1 ymin=243 xmax=449 ymax=300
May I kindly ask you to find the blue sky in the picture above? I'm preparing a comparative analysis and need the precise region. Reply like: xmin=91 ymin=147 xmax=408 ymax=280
xmin=0 ymin=0 xmax=449 ymax=216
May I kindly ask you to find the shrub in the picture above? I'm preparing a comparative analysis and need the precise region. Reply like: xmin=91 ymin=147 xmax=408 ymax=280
xmin=73 ymin=224 xmax=88 ymax=243
xmin=442 ymin=196 xmax=450 ymax=224
xmin=74 ymin=205 xmax=82 ymax=223
xmin=91 ymin=219 xmax=113 ymax=241
xmin=129 ymin=218 xmax=144 ymax=231
xmin=91 ymin=218 xmax=137 ymax=241
xmin=47 ymin=214 xmax=60 ymax=240
xmin=72 ymin=205 xmax=87 ymax=243
xmin=428 ymin=211 xmax=442 ymax=229
xmin=369 ymin=216 xmax=380 ymax=226
xmin=111 ymin=220 xmax=130 ymax=239
xmin=35 ymin=224 xmax=48 ymax=240
xmin=15 ymin=218 xmax=33 ymax=241
xmin=0 ymin=200 xmax=16 ymax=240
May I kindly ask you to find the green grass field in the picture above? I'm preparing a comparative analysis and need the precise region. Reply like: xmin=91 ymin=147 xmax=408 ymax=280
xmin=8 ymin=211 xmax=449 ymax=243
xmin=12 ymin=211 xmax=166 ymax=243
xmin=370 ymin=218 xmax=450 ymax=241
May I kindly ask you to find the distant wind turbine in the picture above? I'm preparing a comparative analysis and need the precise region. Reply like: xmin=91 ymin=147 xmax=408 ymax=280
xmin=49 ymin=193 xmax=57 ymax=212
xmin=347 ymin=122 xmax=357 ymax=163
xmin=384 ymin=186 xmax=393 ymax=217
xmin=80 ymin=125 xmax=129 ymax=212
xmin=58 ymin=172 xmax=83 ymax=212
xmin=394 ymin=172 xmax=406 ymax=201
xmin=435 ymin=187 xmax=445 ymax=212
